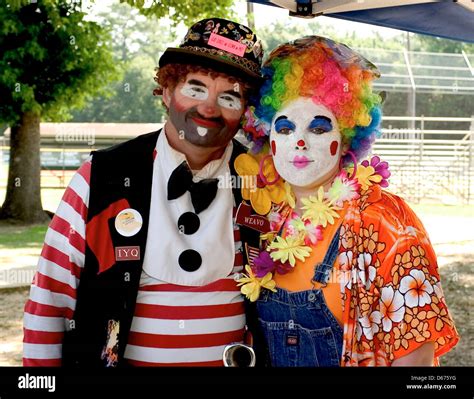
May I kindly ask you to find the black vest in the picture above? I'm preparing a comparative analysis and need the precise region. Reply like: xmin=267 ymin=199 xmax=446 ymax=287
xmin=61 ymin=130 xmax=262 ymax=367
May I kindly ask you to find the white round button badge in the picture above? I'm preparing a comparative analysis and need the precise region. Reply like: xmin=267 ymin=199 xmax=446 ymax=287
xmin=115 ymin=208 xmax=143 ymax=237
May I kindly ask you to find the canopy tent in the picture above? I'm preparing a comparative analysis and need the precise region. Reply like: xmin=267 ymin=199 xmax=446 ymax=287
xmin=248 ymin=0 xmax=474 ymax=43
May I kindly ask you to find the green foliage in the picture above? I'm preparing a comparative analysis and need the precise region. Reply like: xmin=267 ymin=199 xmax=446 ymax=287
xmin=257 ymin=20 xmax=405 ymax=55
xmin=93 ymin=3 xmax=179 ymax=64
xmin=0 ymin=223 xmax=48 ymax=249
xmin=70 ymin=3 xmax=171 ymax=122
xmin=411 ymin=34 xmax=474 ymax=53
xmin=0 ymin=0 xmax=117 ymax=125
xmin=121 ymin=0 xmax=235 ymax=26
xmin=71 ymin=56 xmax=166 ymax=123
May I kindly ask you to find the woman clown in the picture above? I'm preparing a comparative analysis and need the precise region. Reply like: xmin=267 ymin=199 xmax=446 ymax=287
xmin=235 ymin=36 xmax=459 ymax=367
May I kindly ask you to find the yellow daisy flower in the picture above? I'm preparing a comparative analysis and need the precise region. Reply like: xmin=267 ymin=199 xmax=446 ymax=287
xmin=268 ymin=235 xmax=312 ymax=267
xmin=234 ymin=153 xmax=286 ymax=215
xmin=237 ymin=265 xmax=277 ymax=302
xmin=349 ymin=164 xmax=382 ymax=191
xmin=284 ymin=181 xmax=296 ymax=209
xmin=301 ymin=186 xmax=341 ymax=227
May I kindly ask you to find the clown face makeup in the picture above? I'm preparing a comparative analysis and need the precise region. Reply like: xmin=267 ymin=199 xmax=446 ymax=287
xmin=166 ymin=72 xmax=245 ymax=148
xmin=270 ymin=98 xmax=342 ymax=188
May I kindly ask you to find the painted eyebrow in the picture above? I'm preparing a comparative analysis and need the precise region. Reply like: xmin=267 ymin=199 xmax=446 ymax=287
xmin=275 ymin=115 xmax=288 ymax=122
xmin=221 ymin=90 xmax=242 ymax=99
xmin=309 ymin=116 xmax=333 ymax=130
xmin=186 ymin=79 xmax=207 ymax=87
xmin=274 ymin=115 xmax=296 ymax=130
xmin=313 ymin=116 xmax=332 ymax=123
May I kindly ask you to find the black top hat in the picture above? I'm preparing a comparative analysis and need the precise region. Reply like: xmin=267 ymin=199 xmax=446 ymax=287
xmin=159 ymin=18 xmax=264 ymax=84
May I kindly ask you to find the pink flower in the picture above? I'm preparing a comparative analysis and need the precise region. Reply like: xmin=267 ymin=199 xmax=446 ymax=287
xmin=304 ymin=221 xmax=323 ymax=245
xmin=243 ymin=106 xmax=270 ymax=144
xmin=328 ymin=170 xmax=360 ymax=206
xmin=268 ymin=211 xmax=283 ymax=231
xmin=283 ymin=211 xmax=300 ymax=237
xmin=361 ymin=156 xmax=390 ymax=188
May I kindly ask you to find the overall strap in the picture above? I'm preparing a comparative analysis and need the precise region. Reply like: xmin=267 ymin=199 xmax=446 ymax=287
xmin=312 ymin=226 xmax=342 ymax=285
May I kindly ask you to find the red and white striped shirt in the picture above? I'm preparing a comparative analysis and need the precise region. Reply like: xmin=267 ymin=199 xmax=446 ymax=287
xmin=23 ymin=154 xmax=245 ymax=366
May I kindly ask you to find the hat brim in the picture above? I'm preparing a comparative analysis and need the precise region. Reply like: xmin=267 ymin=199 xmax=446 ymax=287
xmin=159 ymin=47 xmax=263 ymax=86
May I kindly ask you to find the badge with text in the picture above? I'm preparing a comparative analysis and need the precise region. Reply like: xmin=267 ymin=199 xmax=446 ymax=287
xmin=115 ymin=246 xmax=141 ymax=261
xmin=115 ymin=208 xmax=142 ymax=237
xmin=208 ymin=32 xmax=246 ymax=57
xmin=235 ymin=202 xmax=270 ymax=233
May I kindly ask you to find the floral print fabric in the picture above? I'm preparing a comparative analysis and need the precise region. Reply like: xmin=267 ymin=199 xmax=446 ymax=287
xmin=338 ymin=185 xmax=459 ymax=366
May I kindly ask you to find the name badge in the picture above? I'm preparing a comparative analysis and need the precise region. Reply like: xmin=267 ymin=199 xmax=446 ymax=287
xmin=115 ymin=208 xmax=142 ymax=237
xmin=235 ymin=202 xmax=270 ymax=233
xmin=115 ymin=246 xmax=140 ymax=261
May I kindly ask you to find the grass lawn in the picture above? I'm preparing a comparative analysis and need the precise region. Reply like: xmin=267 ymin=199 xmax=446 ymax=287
xmin=0 ymin=223 xmax=48 ymax=249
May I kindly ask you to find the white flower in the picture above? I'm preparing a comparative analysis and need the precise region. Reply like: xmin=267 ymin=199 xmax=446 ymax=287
xmin=338 ymin=251 xmax=353 ymax=271
xmin=338 ymin=251 xmax=354 ymax=289
xmin=357 ymin=253 xmax=376 ymax=289
xmin=380 ymin=286 xmax=405 ymax=332
xmin=359 ymin=310 xmax=382 ymax=340
xmin=433 ymin=281 xmax=444 ymax=301
xmin=399 ymin=269 xmax=434 ymax=308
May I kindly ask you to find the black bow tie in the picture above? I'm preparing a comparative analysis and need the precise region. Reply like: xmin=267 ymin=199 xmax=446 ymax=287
xmin=167 ymin=161 xmax=219 ymax=214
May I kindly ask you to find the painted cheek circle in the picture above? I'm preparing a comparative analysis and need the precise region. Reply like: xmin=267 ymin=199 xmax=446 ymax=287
xmin=271 ymin=140 xmax=277 ymax=156
xmin=330 ymin=141 xmax=338 ymax=156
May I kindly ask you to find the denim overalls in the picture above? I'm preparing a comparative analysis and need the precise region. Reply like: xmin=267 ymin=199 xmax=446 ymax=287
xmin=256 ymin=227 xmax=343 ymax=367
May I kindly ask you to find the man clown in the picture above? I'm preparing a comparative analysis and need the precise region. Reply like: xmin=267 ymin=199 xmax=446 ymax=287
xmin=23 ymin=18 xmax=264 ymax=367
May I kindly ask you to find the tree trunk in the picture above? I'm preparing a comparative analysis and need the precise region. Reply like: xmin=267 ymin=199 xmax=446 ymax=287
xmin=0 ymin=111 xmax=49 ymax=224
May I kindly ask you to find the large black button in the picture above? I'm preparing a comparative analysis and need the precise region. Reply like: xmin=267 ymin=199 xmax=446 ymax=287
xmin=178 ymin=249 xmax=202 ymax=272
xmin=177 ymin=212 xmax=200 ymax=235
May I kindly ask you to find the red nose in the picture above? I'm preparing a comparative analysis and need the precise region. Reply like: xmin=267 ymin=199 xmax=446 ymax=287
xmin=297 ymin=140 xmax=306 ymax=147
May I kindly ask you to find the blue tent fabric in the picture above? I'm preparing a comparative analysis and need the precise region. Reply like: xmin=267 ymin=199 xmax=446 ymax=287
xmin=249 ymin=1 xmax=474 ymax=43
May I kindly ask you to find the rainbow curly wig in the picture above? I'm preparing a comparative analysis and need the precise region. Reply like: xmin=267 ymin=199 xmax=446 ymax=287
xmin=244 ymin=36 xmax=383 ymax=162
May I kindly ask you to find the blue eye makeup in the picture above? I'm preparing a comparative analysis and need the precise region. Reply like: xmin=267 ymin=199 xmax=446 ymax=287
xmin=274 ymin=116 xmax=296 ymax=135
xmin=309 ymin=116 xmax=332 ymax=134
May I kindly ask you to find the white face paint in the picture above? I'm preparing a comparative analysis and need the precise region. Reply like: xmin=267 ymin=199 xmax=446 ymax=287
xmin=180 ymin=82 xmax=209 ymax=101
xmin=270 ymin=97 xmax=342 ymax=188
xmin=180 ymin=83 xmax=242 ymax=111
xmin=217 ymin=93 xmax=242 ymax=111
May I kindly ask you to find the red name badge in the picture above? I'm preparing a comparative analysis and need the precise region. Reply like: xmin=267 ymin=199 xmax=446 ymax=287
xmin=115 ymin=246 xmax=140 ymax=261
xmin=235 ymin=202 xmax=270 ymax=233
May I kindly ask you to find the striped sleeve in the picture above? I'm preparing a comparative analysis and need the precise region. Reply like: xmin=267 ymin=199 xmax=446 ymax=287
xmin=23 ymin=158 xmax=91 ymax=366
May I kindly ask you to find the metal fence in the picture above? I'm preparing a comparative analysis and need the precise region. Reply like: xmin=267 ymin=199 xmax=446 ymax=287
xmin=374 ymin=116 xmax=474 ymax=204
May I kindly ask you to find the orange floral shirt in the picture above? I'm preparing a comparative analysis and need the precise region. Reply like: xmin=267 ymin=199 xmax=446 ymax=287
xmin=338 ymin=185 xmax=459 ymax=366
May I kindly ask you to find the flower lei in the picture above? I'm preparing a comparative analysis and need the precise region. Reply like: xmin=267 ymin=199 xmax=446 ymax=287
xmin=236 ymin=155 xmax=390 ymax=302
